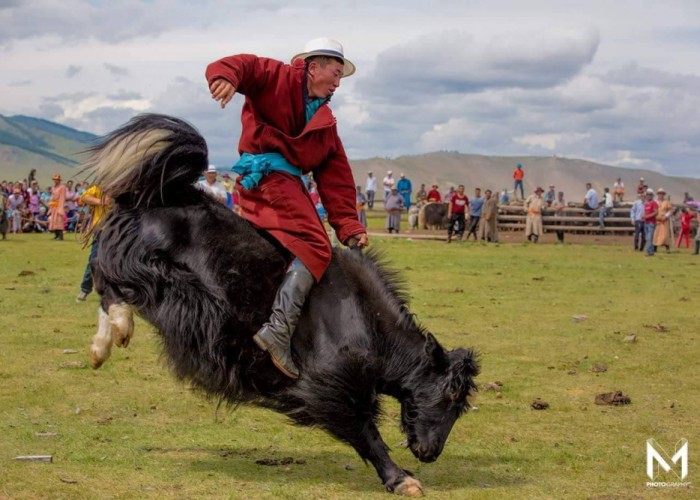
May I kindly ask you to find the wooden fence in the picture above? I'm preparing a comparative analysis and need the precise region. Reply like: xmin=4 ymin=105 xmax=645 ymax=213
xmin=498 ymin=204 xmax=634 ymax=234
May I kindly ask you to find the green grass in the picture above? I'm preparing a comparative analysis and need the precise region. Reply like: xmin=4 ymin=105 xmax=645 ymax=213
xmin=0 ymin=234 xmax=698 ymax=499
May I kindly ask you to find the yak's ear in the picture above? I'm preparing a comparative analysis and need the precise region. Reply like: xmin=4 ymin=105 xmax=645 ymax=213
xmin=425 ymin=333 xmax=448 ymax=369
xmin=447 ymin=348 xmax=480 ymax=401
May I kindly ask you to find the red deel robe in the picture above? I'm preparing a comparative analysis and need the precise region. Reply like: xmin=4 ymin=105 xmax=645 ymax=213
xmin=206 ymin=55 xmax=365 ymax=281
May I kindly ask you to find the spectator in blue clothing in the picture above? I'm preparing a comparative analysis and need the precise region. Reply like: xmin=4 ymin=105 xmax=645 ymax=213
xmin=630 ymin=192 xmax=646 ymax=251
xmin=397 ymin=173 xmax=412 ymax=212
xmin=466 ymin=187 xmax=484 ymax=241
xmin=583 ymin=183 xmax=599 ymax=212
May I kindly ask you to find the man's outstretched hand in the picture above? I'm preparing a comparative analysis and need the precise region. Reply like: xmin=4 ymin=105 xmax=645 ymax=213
xmin=210 ymin=79 xmax=236 ymax=109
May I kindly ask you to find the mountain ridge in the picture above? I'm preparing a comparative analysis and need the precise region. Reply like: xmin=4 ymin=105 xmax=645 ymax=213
xmin=1 ymin=114 xmax=698 ymax=201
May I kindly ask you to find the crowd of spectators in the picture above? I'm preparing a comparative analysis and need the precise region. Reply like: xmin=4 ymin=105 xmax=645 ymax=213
xmin=351 ymin=164 xmax=699 ymax=253
xmin=4 ymin=166 xmax=698 ymax=256
xmin=1 ymin=170 xmax=92 ymax=239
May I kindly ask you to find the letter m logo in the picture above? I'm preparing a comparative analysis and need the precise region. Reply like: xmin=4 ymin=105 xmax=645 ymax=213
xmin=647 ymin=438 xmax=689 ymax=480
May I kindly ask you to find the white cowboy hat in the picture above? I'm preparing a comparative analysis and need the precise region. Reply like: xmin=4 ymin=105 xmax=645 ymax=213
xmin=291 ymin=37 xmax=356 ymax=77
xmin=207 ymin=165 xmax=217 ymax=173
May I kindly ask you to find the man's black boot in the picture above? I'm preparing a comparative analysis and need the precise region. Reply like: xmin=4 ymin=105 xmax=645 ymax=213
xmin=253 ymin=258 xmax=314 ymax=379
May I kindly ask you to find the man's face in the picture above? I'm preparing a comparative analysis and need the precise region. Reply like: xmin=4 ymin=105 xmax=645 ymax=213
xmin=205 ymin=171 xmax=217 ymax=183
xmin=308 ymin=59 xmax=344 ymax=98
xmin=484 ymin=191 xmax=491 ymax=199
xmin=457 ymin=186 xmax=465 ymax=195
xmin=474 ymin=189 xmax=481 ymax=197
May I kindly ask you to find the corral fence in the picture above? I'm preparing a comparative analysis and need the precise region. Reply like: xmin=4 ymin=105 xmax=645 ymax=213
xmin=497 ymin=203 xmax=696 ymax=236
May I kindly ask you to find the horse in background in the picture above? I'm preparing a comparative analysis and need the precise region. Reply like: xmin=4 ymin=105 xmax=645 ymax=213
xmin=86 ymin=114 xmax=479 ymax=496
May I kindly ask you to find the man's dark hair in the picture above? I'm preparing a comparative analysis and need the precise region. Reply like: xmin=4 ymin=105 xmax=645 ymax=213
xmin=306 ymin=55 xmax=344 ymax=68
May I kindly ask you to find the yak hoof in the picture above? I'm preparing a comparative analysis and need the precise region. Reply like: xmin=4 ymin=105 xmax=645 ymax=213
xmin=109 ymin=303 xmax=134 ymax=348
xmin=90 ymin=346 xmax=107 ymax=369
xmin=394 ymin=476 xmax=424 ymax=497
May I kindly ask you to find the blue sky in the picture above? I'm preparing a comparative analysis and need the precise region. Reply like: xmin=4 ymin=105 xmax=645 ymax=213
xmin=1 ymin=0 xmax=699 ymax=177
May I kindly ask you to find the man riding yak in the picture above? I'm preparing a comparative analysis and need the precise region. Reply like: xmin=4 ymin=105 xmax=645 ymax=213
xmin=206 ymin=37 xmax=369 ymax=379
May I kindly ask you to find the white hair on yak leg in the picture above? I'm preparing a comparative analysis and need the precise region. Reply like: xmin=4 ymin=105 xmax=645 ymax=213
xmin=90 ymin=306 xmax=113 ymax=369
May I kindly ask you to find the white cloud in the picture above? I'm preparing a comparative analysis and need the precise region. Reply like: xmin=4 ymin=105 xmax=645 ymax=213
xmin=1 ymin=1 xmax=700 ymax=178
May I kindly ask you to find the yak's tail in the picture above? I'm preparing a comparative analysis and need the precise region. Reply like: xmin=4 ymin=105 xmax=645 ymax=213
xmin=81 ymin=113 xmax=208 ymax=207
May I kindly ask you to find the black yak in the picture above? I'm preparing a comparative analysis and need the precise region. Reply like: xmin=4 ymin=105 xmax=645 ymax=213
xmin=86 ymin=114 xmax=479 ymax=496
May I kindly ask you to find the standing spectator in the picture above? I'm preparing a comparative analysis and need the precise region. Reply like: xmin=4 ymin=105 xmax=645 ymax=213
xmin=28 ymin=181 xmax=41 ymax=216
xmin=426 ymin=184 xmax=441 ymax=203
xmin=27 ymin=169 xmax=37 ymax=185
xmin=365 ymin=171 xmax=377 ymax=210
xmin=465 ymin=187 xmax=484 ymax=241
xmin=513 ymin=162 xmax=525 ymax=200
xmin=499 ymin=188 xmax=510 ymax=205
xmin=382 ymin=171 xmax=395 ymax=201
xmin=356 ymin=185 xmax=367 ymax=228
xmin=630 ymin=192 xmax=646 ymax=252
xmin=76 ymin=185 xmax=112 ymax=302
xmin=415 ymin=183 xmax=427 ymax=204
xmin=0 ymin=191 xmax=7 ymax=240
xmin=643 ymin=189 xmax=658 ymax=256
xmin=446 ymin=184 xmax=468 ymax=243
xmin=694 ymin=209 xmax=700 ymax=255
xmin=442 ymin=186 xmax=455 ymax=203
xmin=636 ymin=177 xmax=648 ymax=196
xmin=65 ymin=180 xmax=78 ymax=212
xmin=677 ymin=208 xmax=693 ymax=249
xmin=613 ymin=177 xmax=625 ymax=203
xmin=683 ymin=192 xmax=694 ymax=203
xmin=524 ymin=186 xmax=546 ymax=243
xmin=551 ymin=191 xmax=567 ymax=243
xmin=598 ymin=187 xmax=613 ymax=228
xmin=653 ymin=188 xmax=673 ymax=253
xmin=6 ymin=187 xmax=25 ymax=234
xmin=397 ymin=173 xmax=412 ymax=212
xmin=196 ymin=165 xmax=228 ymax=204
xmin=583 ymin=183 xmax=599 ymax=211
xmin=479 ymin=189 xmax=499 ymax=242
xmin=543 ymin=185 xmax=556 ymax=207
xmin=384 ymin=187 xmax=404 ymax=233
xmin=48 ymin=174 xmax=67 ymax=240
xmin=221 ymin=173 xmax=235 ymax=194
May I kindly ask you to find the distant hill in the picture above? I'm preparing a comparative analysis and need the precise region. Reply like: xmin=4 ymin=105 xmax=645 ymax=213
xmin=0 ymin=114 xmax=98 ymax=185
xmin=349 ymin=152 xmax=700 ymax=203
xmin=2 ymin=115 xmax=698 ymax=202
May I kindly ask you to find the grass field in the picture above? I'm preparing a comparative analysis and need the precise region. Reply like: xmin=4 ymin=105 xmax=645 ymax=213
xmin=0 ymin=233 xmax=698 ymax=499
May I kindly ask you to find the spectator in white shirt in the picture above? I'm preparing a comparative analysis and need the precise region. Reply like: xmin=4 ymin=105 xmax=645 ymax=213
xmin=197 ymin=165 xmax=228 ymax=204
xmin=365 ymin=171 xmax=377 ymax=210
xmin=599 ymin=187 xmax=614 ymax=228
xmin=382 ymin=171 xmax=395 ymax=201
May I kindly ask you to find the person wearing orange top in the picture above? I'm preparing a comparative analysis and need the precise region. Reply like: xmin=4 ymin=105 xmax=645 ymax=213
xmin=513 ymin=163 xmax=525 ymax=200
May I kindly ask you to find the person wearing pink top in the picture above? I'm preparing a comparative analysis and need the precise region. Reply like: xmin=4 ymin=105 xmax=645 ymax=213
xmin=48 ymin=173 xmax=67 ymax=240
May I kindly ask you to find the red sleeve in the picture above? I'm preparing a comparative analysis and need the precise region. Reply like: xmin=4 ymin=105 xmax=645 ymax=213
xmin=313 ymin=134 xmax=366 ymax=244
xmin=205 ymin=55 xmax=283 ymax=96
